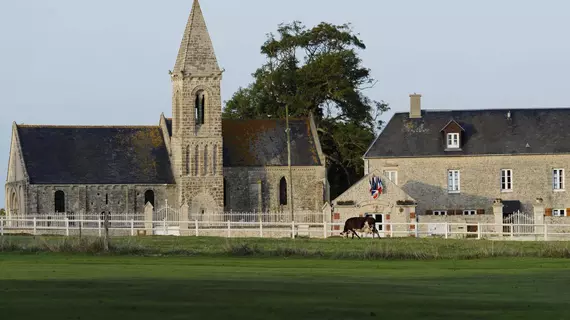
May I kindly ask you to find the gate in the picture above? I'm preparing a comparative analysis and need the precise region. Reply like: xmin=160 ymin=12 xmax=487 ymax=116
xmin=503 ymin=211 xmax=535 ymax=237
xmin=153 ymin=204 xmax=180 ymax=236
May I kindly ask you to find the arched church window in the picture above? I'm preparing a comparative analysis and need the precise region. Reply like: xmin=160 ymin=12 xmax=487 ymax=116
xmin=144 ymin=190 xmax=155 ymax=207
xmin=212 ymin=144 xmax=217 ymax=175
xmin=195 ymin=91 xmax=205 ymax=125
xmin=204 ymin=145 xmax=209 ymax=176
xmin=223 ymin=178 xmax=228 ymax=207
xmin=185 ymin=145 xmax=190 ymax=175
xmin=194 ymin=145 xmax=199 ymax=176
xmin=175 ymin=92 xmax=181 ymax=133
xmin=55 ymin=190 xmax=66 ymax=213
xmin=279 ymin=177 xmax=288 ymax=206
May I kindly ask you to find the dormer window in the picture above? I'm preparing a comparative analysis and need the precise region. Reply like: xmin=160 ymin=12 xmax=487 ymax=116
xmin=447 ymin=133 xmax=460 ymax=149
xmin=441 ymin=119 xmax=465 ymax=151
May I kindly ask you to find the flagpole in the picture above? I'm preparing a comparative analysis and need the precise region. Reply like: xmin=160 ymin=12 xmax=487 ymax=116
xmin=286 ymin=104 xmax=294 ymax=222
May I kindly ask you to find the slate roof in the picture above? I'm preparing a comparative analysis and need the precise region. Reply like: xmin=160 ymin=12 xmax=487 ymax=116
xmin=165 ymin=118 xmax=322 ymax=167
xmin=365 ymin=108 xmax=570 ymax=158
xmin=17 ymin=126 xmax=175 ymax=185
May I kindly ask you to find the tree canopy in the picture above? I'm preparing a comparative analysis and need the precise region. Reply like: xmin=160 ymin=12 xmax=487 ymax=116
xmin=223 ymin=21 xmax=389 ymax=199
xmin=0 ymin=208 xmax=5 ymax=216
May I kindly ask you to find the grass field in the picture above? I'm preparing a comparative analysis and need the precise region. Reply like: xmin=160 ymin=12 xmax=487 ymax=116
xmin=4 ymin=235 xmax=570 ymax=259
xmin=1 ymin=254 xmax=569 ymax=319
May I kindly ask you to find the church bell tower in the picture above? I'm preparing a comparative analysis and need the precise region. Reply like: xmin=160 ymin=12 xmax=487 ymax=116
xmin=170 ymin=0 xmax=224 ymax=214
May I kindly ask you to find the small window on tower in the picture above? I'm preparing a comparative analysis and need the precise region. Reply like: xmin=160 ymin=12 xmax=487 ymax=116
xmin=195 ymin=91 xmax=205 ymax=125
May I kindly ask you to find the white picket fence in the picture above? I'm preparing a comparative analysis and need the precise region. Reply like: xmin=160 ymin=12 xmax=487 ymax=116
xmin=2 ymin=215 xmax=570 ymax=241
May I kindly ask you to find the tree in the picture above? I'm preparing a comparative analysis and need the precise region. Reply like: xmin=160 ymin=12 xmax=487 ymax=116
xmin=224 ymin=21 xmax=389 ymax=198
xmin=0 ymin=208 xmax=5 ymax=216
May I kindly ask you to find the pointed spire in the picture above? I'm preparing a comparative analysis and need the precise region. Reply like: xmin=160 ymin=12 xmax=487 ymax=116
xmin=173 ymin=0 xmax=220 ymax=75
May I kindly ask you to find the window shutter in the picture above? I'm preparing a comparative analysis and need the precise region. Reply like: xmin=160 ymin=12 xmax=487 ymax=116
xmin=566 ymin=209 xmax=570 ymax=217
xmin=477 ymin=209 xmax=485 ymax=215
xmin=545 ymin=208 xmax=553 ymax=217
xmin=425 ymin=210 xmax=433 ymax=216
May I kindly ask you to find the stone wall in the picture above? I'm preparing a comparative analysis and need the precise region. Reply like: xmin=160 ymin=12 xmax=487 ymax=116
xmin=368 ymin=154 xmax=570 ymax=216
xmin=26 ymin=184 xmax=176 ymax=216
xmin=545 ymin=216 xmax=570 ymax=235
xmin=224 ymin=166 xmax=326 ymax=213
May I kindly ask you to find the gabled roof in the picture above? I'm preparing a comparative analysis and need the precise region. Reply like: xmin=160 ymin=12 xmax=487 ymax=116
xmin=173 ymin=0 xmax=220 ymax=75
xmin=440 ymin=119 xmax=465 ymax=132
xmin=165 ymin=118 xmax=322 ymax=167
xmin=17 ymin=125 xmax=175 ymax=185
xmin=365 ymin=108 xmax=570 ymax=158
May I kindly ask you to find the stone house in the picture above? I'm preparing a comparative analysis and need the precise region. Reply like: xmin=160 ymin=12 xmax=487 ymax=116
xmin=332 ymin=93 xmax=570 ymax=236
xmin=4 ymin=0 xmax=328 ymax=219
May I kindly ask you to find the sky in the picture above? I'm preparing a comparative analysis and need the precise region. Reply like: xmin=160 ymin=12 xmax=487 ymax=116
xmin=1 ymin=0 xmax=570 ymax=207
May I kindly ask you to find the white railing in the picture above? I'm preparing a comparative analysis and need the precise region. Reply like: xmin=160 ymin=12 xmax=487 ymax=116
xmin=2 ymin=217 xmax=570 ymax=241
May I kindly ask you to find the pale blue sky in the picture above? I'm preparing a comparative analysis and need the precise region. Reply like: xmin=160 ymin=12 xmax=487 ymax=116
xmin=1 ymin=0 xmax=570 ymax=207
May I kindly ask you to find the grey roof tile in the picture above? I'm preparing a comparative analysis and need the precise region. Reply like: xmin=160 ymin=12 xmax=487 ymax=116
xmin=365 ymin=108 xmax=570 ymax=158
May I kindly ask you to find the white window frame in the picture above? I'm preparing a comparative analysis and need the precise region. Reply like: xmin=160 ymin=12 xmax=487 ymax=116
xmin=553 ymin=209 xmax=567 ymax=217
xmin=447 ymin=133 xmax=460 ymax=149
xmin=433 ymin=210 xmax=448 ymax=216
xmin=463 ymin=210 xmax=477 ymax=216
xmin=501 ymin=169 xmax=513 ymax=192
xmin=448 ymin=170 xmax=461 ymax=193
xmin=384 ymin=170 xmax=398 ymax=185
xmin=553 ymin=169 xmax=565 ymax=191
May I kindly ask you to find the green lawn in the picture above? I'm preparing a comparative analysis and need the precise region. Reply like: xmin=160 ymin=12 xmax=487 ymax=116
xmin=1 ymin=254 xmax=569 ymax=319
xmin=5 ymin=235 xmax=570 ymax=259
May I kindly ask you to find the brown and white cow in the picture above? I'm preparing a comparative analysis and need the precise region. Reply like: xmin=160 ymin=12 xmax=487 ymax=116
xmin=340 ymin=216 xmax=380 ymax=239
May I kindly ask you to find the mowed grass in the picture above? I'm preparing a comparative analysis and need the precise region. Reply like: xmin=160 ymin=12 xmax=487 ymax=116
xmin=0 ymin=254 xmax=569 ymax=320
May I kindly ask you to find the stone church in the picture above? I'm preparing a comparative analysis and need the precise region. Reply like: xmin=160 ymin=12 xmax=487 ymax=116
xmin=4 ymin=0 xmax=328 ymax=218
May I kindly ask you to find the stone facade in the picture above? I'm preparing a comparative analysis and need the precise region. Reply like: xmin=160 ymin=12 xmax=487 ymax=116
xmin=4 ymin=1 xmax=327 ymax=223
xmin=366 ymin=154 xmax=570 ymax=216
xmin=224 ymin=167 xmax=327 ymax=213
xmin=330 ymin=170 xmax=418 ymax=237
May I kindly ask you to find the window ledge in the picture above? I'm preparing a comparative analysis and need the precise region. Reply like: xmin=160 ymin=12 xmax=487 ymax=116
xmin=448 ymin=191 xmax=461 ymax=194
xmin=501 ymin=190 xmax=514 ymax=193
xmin=554 ymin=190 xmax=566 ymax=192
xmin=445 ymin=148 xmax=463 ymax=152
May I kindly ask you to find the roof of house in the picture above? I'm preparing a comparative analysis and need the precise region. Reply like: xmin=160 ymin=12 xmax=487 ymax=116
xmin=165 ymin=118 xmax=322 ymax=166
xmin=17 ymin=125 xmax=175 ymax=185
xmin=365 ymin=108 xmax=570 ymax=158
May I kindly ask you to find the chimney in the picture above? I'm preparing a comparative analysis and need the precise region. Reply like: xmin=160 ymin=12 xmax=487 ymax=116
xmin=409 ymin=93 xmax=422 ymax=119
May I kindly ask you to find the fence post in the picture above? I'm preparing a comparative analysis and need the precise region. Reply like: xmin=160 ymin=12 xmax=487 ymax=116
xmin=195 ymin=220 xmax=199 ymax=237
xmin=227 ymin=220 xmax=231 ymax=238
xmin=477 ymin=222 xmax=482 ymax=240
xmin=98 ymin=219 xmax=102 ymax=237
xmin=131 ymin=219 xmax=135 ymax=237
xmin=163 ymin=218 xmax=167 ymax=235
xmin=544 ymin=223 xmax=548 ymax=241
xmin=291 ymin=221 xmax=295 ymax=239
xmin=259 ymin=218 xmax=263 ymax=238
xmin=415 ymin=220 xmax=419 ymax=238
xmin=65 ymin=218 xmax=69 ymax=237
xmin=323 ymin=221 xmax=327 ymax=239
xmin=33 ymin=217 xmax=37 ymax=236
xmin=390 ymin=223 xmax=393 ymax=238
xmin=444 ymin=222 xmax=449 ymax=239
xmin=0 ymin=217 xmax=3 ymax=236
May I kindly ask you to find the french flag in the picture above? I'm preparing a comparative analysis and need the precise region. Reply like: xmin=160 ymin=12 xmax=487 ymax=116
xmin=370 ymin=176 xmax=384 ymax=199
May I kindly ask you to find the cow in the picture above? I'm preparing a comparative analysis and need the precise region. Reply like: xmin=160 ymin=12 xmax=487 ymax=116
xmin=340 ymin=216 xmax=381 ymax=239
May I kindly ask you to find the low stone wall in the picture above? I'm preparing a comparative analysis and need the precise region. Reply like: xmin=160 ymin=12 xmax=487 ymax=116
xmin=545 ymin=217 xmax=570 ymax=235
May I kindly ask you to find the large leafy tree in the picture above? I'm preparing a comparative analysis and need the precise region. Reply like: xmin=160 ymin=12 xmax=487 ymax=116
xmin=224 ymin=21 xmax=389 ymax=199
